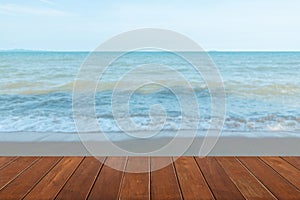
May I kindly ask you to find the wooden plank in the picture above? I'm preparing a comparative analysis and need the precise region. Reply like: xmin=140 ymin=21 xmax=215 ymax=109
xmin=88 ymin=157 xmax=127 ymax=200
xmin=1 ymin=156 xmax=300 ymax=199
xmin=174 ymin=157 xmax=213 ymax=200
xmin=217 ymin=157 xmax=276 ymax=200
xmin=261 ymin=157 xmax=300 ymax=190
xmin=0 ymin=157 xmax=17 ymax=169
xmin=0 ymin=157 xmax=39 ymax=189
xmin=0 ymin=157 xmax=62 ymax=199
xmin=282 ymin=157 xmax=300 ymax=171
xmin=238 ymin=157 xmax=300 ymax=199
xmin=119 ymin=157 xmax=150 ymax=200
xmin=196 ymin=157 xmax=244 ymax=200
xmin=23 ymin=157 xmax=84 ymax=200
xmin=56 ymin=157 xmax=105 ymax=200
xmin=151 ymin=157 xmax=182 ymax=200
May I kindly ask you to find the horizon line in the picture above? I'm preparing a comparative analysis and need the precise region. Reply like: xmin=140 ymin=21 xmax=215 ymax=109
xmin=1 ymin=48 xmax=300 ymax=53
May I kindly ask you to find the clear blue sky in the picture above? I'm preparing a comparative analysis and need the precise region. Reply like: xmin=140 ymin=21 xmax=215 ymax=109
xmin=0 ymin=0 xmax=299 ymax=51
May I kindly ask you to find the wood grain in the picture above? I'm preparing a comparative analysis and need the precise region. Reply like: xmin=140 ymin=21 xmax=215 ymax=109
xmin=174 ymin=157 xmax=214 ymax=200
xmin=151 ymin=157 xmax=182 ymax=200
xmin=217 ymin=157 xmax=276 ymax=200
xmin=119 ymin=157 xmax=150 ymax=200
xmin=0 ymin=157 xmax=39 ymax=189
xmin=0 ymin=156 xmax=299 ymax=199
xmin=88 ymin=157 xmax=127 ymax=200
xmin=56 ymin=157 xmax=105 ymax=200
xmin=239 ymin=157 xmax=300 ymax=199
xmin=0 ymin=157 xmax=17 ymax=169
xmin=282 ymin=157 xmax=300 ymax=171
xmin=23 ymin=157 xmax=83 ymax=200
xmin=0 ymin=157 xmax=61 ymax=199
xmin=261 ymin=157 xmax=300 ymax=190
xmin=196 ymin=157 xmax=244 ymax=200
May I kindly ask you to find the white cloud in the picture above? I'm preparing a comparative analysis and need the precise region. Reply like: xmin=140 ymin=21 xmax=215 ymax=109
xmin=0 ymin=3 xmax=71 ymax=17
xmin=39 ymin=0 xmax=55 ymax=6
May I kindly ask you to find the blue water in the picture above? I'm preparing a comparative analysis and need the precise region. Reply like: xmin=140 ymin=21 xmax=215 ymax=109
xmin=0 ymin=52 xmax=299 ymax=134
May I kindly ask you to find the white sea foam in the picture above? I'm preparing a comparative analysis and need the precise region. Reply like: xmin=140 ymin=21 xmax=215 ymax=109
xmin=0 ymin=52 xmax=299 ymax=135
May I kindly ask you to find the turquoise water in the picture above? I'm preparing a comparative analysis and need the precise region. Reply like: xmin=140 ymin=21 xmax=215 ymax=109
xmin=0 ymin=52 xmax=299 ymax=134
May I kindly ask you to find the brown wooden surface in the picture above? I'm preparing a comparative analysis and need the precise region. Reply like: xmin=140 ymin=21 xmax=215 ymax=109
xmin=282 ymin=156 xmax=300 ymax=171
xmin=216 ymin=157 xmax=276 ymax=200
xmin=56 ymin=157 xmax=105 ymax=200
xmin=238 ymin=157 xmax=300 ymax=199
xmin=88 ymin=157 xmax=127 ymax=200
xmin=0 ymin=156 xmax=299 ymax=199
xmin=24 ymin=157 xmax=83 ymax=200
xmin=151 ymin=157 xmax=182 ymax=200
xmin=0 ymin=157 xmax=39 ymax=189
xmin=260 ymin=157 xmax=300 ymax=190
xmin=119 ymin=157 xmax=150 ymax=200
xmin=196 ymin=157 xmax=244 ymax=200
xmin=174 ymin=157 xmax=213 ymax=200
xmin=0 ymin=157 xmax=61 ymax=199
xmin=0 ymin=157 xmax=17 ymax=170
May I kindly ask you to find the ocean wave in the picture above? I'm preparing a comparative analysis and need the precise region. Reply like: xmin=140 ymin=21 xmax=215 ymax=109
xmin=1 ymin=52 xmax=299 ymax=134
xmin=0 ymin=111 xmax=299 ymax=133
xmin=1 ymin=80 xmax=300 ymax=96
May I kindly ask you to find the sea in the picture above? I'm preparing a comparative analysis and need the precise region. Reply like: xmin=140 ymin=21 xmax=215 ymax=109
xmin=0 ymin=51 xmax=299 ymax=137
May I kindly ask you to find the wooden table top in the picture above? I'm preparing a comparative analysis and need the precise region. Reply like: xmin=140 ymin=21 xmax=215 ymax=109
xmin=0 ymin=156 xmax=299 ymax=199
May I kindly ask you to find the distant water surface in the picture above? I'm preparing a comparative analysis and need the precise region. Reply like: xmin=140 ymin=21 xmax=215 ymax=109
xmin=0 ymin=52 xmax=299 ymax=135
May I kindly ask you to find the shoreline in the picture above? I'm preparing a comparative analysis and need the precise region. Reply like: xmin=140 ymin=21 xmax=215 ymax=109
xmin=1 ymin=130 xmax=299 ymax=142
xmin=1 ymin=133 xmax=300 ymax=156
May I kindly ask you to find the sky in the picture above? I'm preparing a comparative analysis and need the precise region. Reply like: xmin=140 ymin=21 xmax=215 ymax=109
xmin=0 ymin=0 xmax=300 ymax=51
